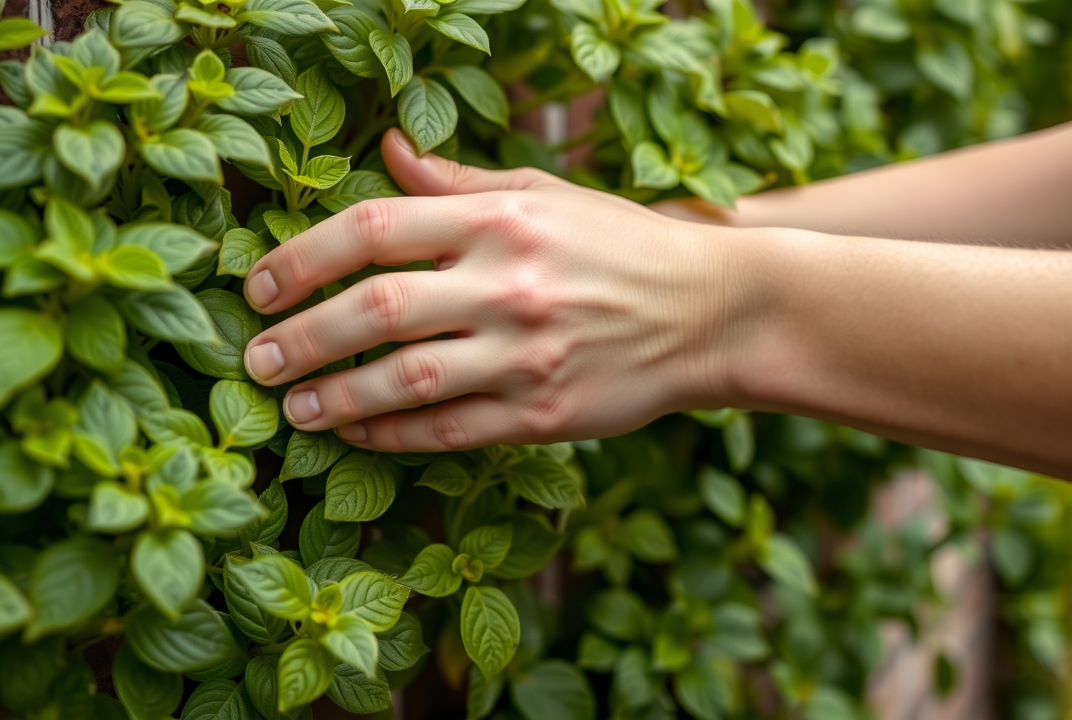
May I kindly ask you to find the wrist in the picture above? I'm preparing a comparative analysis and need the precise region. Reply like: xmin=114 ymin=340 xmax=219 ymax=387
xmin=680 ymin=223 xmax=822 ymax=414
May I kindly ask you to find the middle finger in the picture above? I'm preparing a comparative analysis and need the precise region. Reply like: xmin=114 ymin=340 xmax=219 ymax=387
xmin=244 ymin=269 xmax=479 ymax=386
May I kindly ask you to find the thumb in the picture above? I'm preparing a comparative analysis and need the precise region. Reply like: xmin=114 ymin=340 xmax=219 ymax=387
xmin=381 ymin=128 xmax=549 ymax=196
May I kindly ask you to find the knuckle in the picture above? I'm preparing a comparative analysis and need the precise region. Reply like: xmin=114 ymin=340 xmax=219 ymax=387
xmin=290 ymin=319 xmax=322 ymax=366
xmin=349 ymin=199 xmax=393 ymax=253
xmin=519 ymin=390 xmax=570 ymax=437
xmin=283 ymin=240 xmax=317 ymax=289
xmin=430 ymin=407 xmax=469 ymax=450
xmin=485 ymin=193 xmax=538 ymax=246
xmin=493 ymin=269 xmax=554 ymax=324
xmin=394 ymin=351 xmax=443 ymax=406
xmin=514 ymin=340 xmax=566 ymax=382
xmin=363 ymin=273 xmax=409 ymax=334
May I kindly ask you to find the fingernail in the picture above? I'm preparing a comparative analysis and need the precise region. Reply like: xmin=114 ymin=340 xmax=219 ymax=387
xmin=246 ymin=342 xmax=285 ymax=382
xmin=285 ymin=391 xmax=321 ymax=425
xmin=338 ymin=422 xmax=367 ymax=443
xmin=247 ymin=269 xmax=279 ymax=309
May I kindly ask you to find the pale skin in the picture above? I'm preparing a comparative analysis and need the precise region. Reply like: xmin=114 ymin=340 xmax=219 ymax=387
xmin=242 ymin=123 xmax=1072 ymax=479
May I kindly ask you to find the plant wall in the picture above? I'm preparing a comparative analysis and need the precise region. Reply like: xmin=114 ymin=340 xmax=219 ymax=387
xmin=0 ymin=0 xmax=1070 ymax=719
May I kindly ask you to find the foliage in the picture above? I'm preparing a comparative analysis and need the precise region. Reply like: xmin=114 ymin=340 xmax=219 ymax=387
xmin=0 ymin=0 xmax=1070 ymax=719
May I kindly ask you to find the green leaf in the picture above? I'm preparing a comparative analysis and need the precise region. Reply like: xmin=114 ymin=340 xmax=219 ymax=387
xmin=277 ymin=638 xmax=335 ymax=712
xmin=377 ymin=611 xmax=430 ymax=671
xmin=0 ymin=573 xmax=30 ymax=635
xmin=441 ymin=65 xmax=508 ymax=127
xmin=114 ymin=645 xmax=183 ymax=720
xmin=317 ymin=170 xmax=401 ymax=213
xmin=87 ymin=480 xmax=150 ymax=533
xmin=202 ymin=447 xmax=256 ymax=488
xmin=291 ymin=67 xmax=345 ymax=147
xmin=491 ymin=513 xmax=563 ymax=580
xmin=621 ymin=509 xmax=677 ymax=562
xmin=238 ymin=0 xmax=336 ymax=35
xmin=227 ymin=554 xmax=312 ymax=620
xmin=682 ymin=165 xmax=738 ymax=209
xmin=322 ymin=5 xmax=385 ymax=78
xmin=0 ymin=18 xmax=48 ymax=51
xmin=576 ymin=632 xmax=620 ymax=671
xmin=461 ymin=586 xmax=520 ymax=680
xmin=0 ymin=309 xmax=63 ymax=408
xmin=723 ymin=410 xmax=754 ymax=472
xmin=321 ymin=614 xmax=378 ymax=676
xmin=141 ymin=128 xmax=223 ymax=184
xmin=216 ymin=67 xmax=302 ymax=116
xmin=460 ymin=524 xmax=512 ymax=569
xmin=450 ymin=0 xmax=526 ymax=12
xmin=427 ymin=14 xmax=490 ymax=54
xmin=176 ymin=289 xmax=263 ymax=380
xmin=585 ymin=588 xmax=649 ymax=641
xmin=54 ymin=121 xmax=124 ymax=192
xmin=399 ymin=544 xmax=462 ymax=597
xmin=210 ymin=380 xmax=280 ymax=448
xmin=74 ymin=380 xmax=138 ymax=476
xmin=116 ymin=286 xmax=220 ymax=344
xmin=325 ymin=451 xmax=397 ymax=522
xmin=326 ymin=664 xmax=392 ymax=714
xmin=504 ymin=455 xmax=585 ymax=510
xmin=851 ymin=5 xmax=912 ymax=43
xmin=132 ymin=528 xmax=204 ymax=620
xmin=281 ymin=431 xmax=348 ymax=482
xmin=337 ymin=570 xmax=409 ymax=631
xmin=368 ymin=30 xmax=413 ymax=98
xmin=724 ymin=90 xmax=783 ymax=134
xmin=0 ymin=441 xmax=54 ymax=512
xmin=673 ymin=658 xmax=731 ymax=720
xmin=510 ymin=660 xmax=595 ymax=720
xmin=128 ymin=600 xmax=242 ymax=673
xmin=0 ymin=210 xmax=36 ymax=268
xmin=415 ymin=458 xmax=473 ymax=496
xmin=467 ymin=664 xmax=504 ymax=720
xmin=224 ymin=556 xmax=289 ymax=645
xmin=263 ymin=210 xmax=310 ymax=243
xmin=35 ymin=198 xmax=95 ymax=281
xmin=631 ymin=141 xmax=679 ymax=189
xmin=699 ymin=467 xmax=745 ymax=527
xmin=0 ymin=636 xmax=65 ymax=714
xmin=246 ymin=34 xmax=298 ymax=87
xmin=0 ymin=121 xmax=49 ymax=189
xmin=917 ymin=41 xmax=974 ymax=99
xmin=64 ymin=294 xmax=126 ymax=372
xmin=25 ymin=535 xmax=120 ymax=640
xmin=397 ymin=76 xmax=459 ymax=154
xmin=131 ymin=73 xmax=189 ymax=134
xmin=218 ymin=228 xmax=275 ymax=279
xmin=299 ymin=499 xmax=362 ymax=566
xmin=96 ymin=72 xmax=159 ymax=103
xmin=570 ymin=23 xmax=620 ymax=82
xmin=118 ymin=223 xmax=218 ymax=276
xmin=180 ymin=679 xmax=257 ymax=720
xmin=195 ymin=114 xmax=272 ymax=168
xmin=181 ymin=479 xmax=264 ymax=536
xmin=759 ymin=533 xmax=818 ymax=597
xmin=608 ymin=78 xmax=650 ymax=150
xmin=111 ymin=1 xmax=189 ymax=48
xmin=98 ymin=245 xmax=173 ymax=291
xmin=285 ymin=154 xmax=350 ymax=190
xmin=141 ymin=408 xmax=213 ymax=447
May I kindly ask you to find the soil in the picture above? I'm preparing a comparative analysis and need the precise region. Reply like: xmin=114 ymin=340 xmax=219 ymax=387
xmin=53 ymin=0 xmax=108 ymax=41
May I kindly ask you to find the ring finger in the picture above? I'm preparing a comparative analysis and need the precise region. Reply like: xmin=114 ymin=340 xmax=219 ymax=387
xmin=280 ymin=336 xmax=506 ymax=432
xmin=245 ymin=269 xmax=479 ymax=386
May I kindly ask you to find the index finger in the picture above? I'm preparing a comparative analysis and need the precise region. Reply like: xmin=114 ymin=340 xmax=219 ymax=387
xmin=243 ymin=194 xmax=482 ymax=315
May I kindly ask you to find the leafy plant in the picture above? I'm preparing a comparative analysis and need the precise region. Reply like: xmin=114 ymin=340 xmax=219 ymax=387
xmin=0 ymin=0 xmax=1070 ymax=719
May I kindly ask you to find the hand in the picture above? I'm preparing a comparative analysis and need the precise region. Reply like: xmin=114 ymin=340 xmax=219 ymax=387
xmin=242 ymin=129 xmax=744 ymax=452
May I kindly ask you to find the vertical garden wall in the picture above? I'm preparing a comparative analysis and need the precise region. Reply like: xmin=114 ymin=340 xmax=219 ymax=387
xmin=0 ymin=0 xmax=1070 ymax=719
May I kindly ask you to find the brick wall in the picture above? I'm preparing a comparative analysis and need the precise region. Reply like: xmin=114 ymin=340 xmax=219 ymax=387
xmin=868 ymin=473 xmax=994 ymax=720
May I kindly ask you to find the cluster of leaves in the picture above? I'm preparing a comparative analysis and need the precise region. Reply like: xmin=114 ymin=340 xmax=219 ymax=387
xmin=1 ymin=0 xmax=1071 ymax=719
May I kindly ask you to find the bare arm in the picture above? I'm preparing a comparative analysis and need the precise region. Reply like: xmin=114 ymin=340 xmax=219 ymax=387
xmin=242 ymin=130 xmax=1072 ymax=480
xmin=659 ymin=122 xmax=1072 ymax=247
xmin=717 ymin=229 xmax=1072 ymax=478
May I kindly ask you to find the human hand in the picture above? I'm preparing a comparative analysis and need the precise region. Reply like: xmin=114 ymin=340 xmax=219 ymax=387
xmin=242 ymin=129 xmax=748 ymax=452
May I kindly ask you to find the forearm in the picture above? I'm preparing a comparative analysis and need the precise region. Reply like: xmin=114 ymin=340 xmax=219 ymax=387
xmin=715 ymin=227 xmax=1072 ymax=478
xmin=668 ymin=122 xmax=1072 ymax=247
